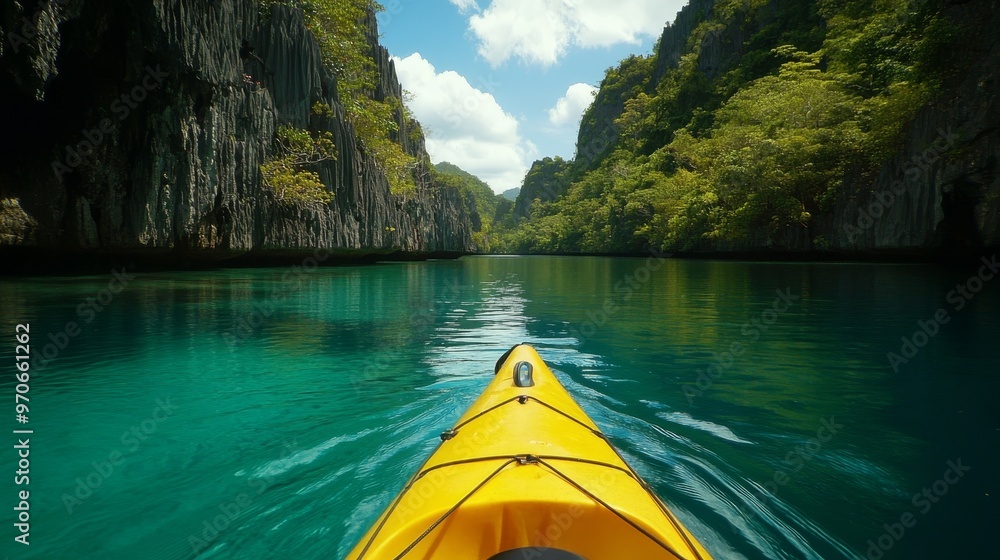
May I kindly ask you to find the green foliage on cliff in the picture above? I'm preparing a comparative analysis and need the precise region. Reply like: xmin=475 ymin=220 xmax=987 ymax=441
xmin=577 ymin=55 xmax=657 ymax=170
xmin=513 ymin=157 xmax=573 ymax=219
xmin=501 ymin=0 xmax=957 ymax=253
xmin=432 ymin=162 xmax=507 ymax=252
xmin=264 ymin=0 xmax=416 ymax=195
xmin=665 ymin=49 xmax=868 ymax=245
xmin=261 ymin=123 xmax=337 ymax=204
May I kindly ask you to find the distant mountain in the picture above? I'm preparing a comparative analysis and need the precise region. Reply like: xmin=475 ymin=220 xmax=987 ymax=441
xmin=434 ymin=161 xmax=481 ymax=182
xmin=432 ymin=162 xmax=509 ymax=252
xmin=501 ymin=188 xmax=520 ymax=201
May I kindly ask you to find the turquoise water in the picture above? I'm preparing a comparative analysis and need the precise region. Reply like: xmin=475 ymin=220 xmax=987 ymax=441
xmin=1 ymin=256 xmax=997 ymax=559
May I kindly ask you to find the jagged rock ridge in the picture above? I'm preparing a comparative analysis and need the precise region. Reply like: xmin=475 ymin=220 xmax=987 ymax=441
xmin=0 ymin=0 xmax=474 ymax=266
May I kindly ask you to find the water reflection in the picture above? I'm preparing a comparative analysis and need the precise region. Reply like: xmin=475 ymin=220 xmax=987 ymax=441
xmin=0 ymin=257 xmax=995 ymax=559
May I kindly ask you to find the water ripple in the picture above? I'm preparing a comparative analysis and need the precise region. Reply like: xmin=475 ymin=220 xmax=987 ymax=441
xmin=657 ymin=411 xmax=756 ymax=445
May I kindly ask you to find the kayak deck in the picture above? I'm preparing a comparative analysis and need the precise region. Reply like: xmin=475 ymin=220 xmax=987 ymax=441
xmin=347 ymin=344 xmax=713 ymax=560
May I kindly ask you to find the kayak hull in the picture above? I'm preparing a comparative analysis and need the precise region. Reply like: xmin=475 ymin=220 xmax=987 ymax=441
xmin=347 ymin=344 xmax=713 ymax=560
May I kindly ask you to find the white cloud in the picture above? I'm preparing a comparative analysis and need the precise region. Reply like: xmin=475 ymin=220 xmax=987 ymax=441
xmin=392 ymin=53 xmax=536 ymax=193
xmin=548 ymin=83 xmax=598 ymax=126
xmin=467 ymin=0 xmax=687 ymax=67
xmin=448 ymin=0 xmax=480 ymax=14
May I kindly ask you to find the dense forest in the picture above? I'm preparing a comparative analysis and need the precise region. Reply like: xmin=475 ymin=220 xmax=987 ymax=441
xmin=493 ymin=0 xmax=977 ymax=255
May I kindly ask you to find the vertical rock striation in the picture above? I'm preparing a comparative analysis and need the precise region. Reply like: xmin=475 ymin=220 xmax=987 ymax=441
xmin=0 ymin=0 xmax=474 ymax=267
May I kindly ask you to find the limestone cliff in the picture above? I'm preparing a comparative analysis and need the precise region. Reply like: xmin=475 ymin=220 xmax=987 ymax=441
xmin=828 ymin=0 xmax=1000 ymax=255
xmin=0 ymin=0 xmax=474 ymax=268
xmin=570 ymin=0 xmax=998 ymax=258
xmin=512 ymin=157 xmax=571 ymax=220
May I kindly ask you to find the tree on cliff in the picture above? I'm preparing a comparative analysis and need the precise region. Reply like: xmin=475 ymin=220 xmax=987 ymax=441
xmin=497 ymin=0 xmax=958 ymax=253
xmin=261 ymin=0 xmax=417 ymax=195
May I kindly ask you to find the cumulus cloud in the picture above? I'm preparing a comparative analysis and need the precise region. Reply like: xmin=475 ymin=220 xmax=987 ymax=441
xmin=448 ymin=0 xmax=480 ymax=14
xmin=467 ymin=0 xmax=686 ymax=67
xmin=392 ymin=53 xmax=536 ymax=193
xmin=548 ymin=83 xmax=598 ymax=126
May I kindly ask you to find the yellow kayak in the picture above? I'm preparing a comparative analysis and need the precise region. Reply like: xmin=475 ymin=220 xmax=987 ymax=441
xmin=347 ymin=344 xmax=714 ymax=560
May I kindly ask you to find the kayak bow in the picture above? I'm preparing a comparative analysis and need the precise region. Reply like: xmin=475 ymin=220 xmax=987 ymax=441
xmin=347 ymin=344 xmax=714 ymax=560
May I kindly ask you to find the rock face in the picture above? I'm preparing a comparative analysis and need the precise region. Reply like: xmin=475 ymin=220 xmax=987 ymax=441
xmin=573 ymin=0 xmax=718 ymax=171
xmin=652 ymin=0 xmax=714 ymax=80
xmin=512 ymin=157 xmax=572 ymax=220
xmin=827 ymin=0 xmax=1000 ymax=256
xmin=0 ymin=0 xmax=474 ymax=267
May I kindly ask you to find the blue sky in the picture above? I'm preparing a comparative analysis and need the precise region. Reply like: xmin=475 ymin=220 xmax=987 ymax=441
xmin=377 ymin=0 xmax=688 ymax=193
